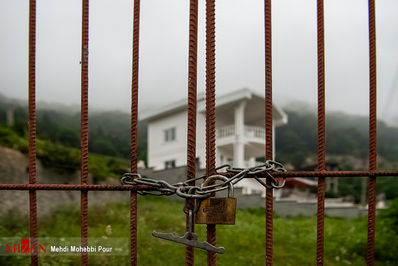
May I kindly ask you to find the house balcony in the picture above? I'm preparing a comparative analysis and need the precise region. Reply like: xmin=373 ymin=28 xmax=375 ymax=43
xmin=216 ymin=124 xmax=266 ymax=161
xmin=217 ymin=124 xmax=265 ymax=143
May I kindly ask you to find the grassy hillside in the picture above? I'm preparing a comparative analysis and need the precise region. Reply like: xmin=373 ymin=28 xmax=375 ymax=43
xmin=0 ymin=124 xmax=130 ymax=182
xmin=0 ymin=196 xmax=397 ymax=265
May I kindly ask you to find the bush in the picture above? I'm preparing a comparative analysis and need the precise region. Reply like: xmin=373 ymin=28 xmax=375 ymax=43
xmin=0 ymin=126 xmax=28 ymax=152
xmin=89 ymin=155 xmax=130 ymax=183
xmin=325 ymin=190 xmax=339 ymax=198
xmin=36 ymin=140 xmax=80 ymax=173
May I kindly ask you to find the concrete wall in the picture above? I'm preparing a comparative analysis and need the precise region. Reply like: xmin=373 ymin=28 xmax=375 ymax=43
xmin=272 ymin=200 xmax=370 ymax=218
xmin=0 ymin=146 xmax=129 ymax=217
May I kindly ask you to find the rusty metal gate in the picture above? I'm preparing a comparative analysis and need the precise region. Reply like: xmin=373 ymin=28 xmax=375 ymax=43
xmin=1 ymin=0 xmax=398 ymax=265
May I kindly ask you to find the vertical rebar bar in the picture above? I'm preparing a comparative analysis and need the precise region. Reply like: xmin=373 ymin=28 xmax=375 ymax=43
xmin=316 ymin=0 xmax=326 ymax=265
xmin=131 ymin=0 xmax=140 ymax=265
xmin=206 ymin=0 xmax=217 ymax=265
xmin=28 ymin=1 xmax=38 ymax=265
xmin=80 ymin=0 xmax=89 ymax=265
xmin=186 ymin=0 xmax=198 ymax=265
xmin=264 ymin=0 xmax=273 ymax=264
xmin=367 ymin=0 xmax=377 ymax=265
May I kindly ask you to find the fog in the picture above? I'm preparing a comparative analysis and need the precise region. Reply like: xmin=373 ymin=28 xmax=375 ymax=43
xmin=0 ymin=0 xmax=397 ymax=123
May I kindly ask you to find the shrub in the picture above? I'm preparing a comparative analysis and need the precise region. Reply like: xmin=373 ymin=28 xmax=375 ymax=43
xmin=0 ymin=126 xmax=28 ymax=152
xmin=36 ymin=140 xmax=80 ymax=173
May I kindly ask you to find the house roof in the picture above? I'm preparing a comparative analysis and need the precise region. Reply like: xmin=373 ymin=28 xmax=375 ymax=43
xmin=139 ymin=88 xmax=288 ymax=126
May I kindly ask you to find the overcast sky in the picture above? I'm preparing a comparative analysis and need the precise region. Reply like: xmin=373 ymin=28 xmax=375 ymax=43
xmin=1 ymin=0 xmax=398 ymax=123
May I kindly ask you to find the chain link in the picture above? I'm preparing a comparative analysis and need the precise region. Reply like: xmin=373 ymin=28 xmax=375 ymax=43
xmin=121 ymin=160 xmax=287 ymax=199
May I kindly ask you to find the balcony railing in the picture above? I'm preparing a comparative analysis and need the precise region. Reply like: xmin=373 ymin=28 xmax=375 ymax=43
xmin=245 ymin=125 xmax=265 ymax=139
xmin=217 ymin=125 xmax=235 ymax=138
xmin=217 ymin=124 xmax=265 ymax=140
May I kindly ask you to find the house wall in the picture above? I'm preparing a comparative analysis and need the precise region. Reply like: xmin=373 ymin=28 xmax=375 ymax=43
xmin=147 ymin=109 xmax=228 ymax=171
xmin=147 ymin=111 xmax=188 ymax=170
xmin=196 ymin=112 xmax=206 ymax=169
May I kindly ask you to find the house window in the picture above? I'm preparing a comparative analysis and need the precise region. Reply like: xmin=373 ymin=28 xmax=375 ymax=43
xmin=164 ymin=127 xmax=176 ymax=142
xmin=165 ymin=160 xmax=176 ymax=169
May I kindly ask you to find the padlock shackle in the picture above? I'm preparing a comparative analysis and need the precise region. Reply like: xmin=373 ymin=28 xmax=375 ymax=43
xmin=202 ymin=175 xmax=234 ymax=197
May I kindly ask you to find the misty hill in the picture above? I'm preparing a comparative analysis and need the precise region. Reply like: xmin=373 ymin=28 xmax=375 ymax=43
xmin=274 ymin=104 xmax=398 ymax=202
xmin=1 ymin=94 xmax=398 ymax=171
xmin=1 ymin=95 xmax=398 ymax=200
xmin=275 ymin=104 xmax=398 ymax=171
xmin=0 ymin=94 xmax=147 ymax=162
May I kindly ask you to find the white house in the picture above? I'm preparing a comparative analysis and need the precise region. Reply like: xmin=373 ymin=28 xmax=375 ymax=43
xmin=140 ymin=88 xmax=288 ymax=194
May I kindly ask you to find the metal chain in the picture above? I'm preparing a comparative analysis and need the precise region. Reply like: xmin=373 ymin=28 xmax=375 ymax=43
xmin=120 ymin=160 xmax=287 ymax=198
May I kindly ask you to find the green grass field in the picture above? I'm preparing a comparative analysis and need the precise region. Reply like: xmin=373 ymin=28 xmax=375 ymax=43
xmin=0 ymin=196 xmax=396 ymax=265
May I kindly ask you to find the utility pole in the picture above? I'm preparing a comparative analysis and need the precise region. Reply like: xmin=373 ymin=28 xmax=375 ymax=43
xmin=6 ymin=104 xmax=14 ymax=126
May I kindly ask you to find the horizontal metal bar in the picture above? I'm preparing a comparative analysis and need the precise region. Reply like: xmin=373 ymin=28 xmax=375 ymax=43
xmin=223 ymin=170 xmax=398 ymax=178
xmin=270 ymin=170 xmax=398 ymax=177
xmin=1 ymin=170 xmax=397 ymax=191
xmin=258 ymin=171 xmax=398 ymax=177
xmin=0 ymin=184 xmax=154 ymax=191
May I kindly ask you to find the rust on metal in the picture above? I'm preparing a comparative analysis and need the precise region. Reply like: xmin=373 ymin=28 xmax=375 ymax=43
xmin=262 ymin=170 xmax=398 ymax=178
xmin=316 ymin=0 xmax=326 ymax=265
xmin=3 ymin=1 xmax=396 ymax=265
xmin=131 ymin=0 xmax=141 ymax=265
xmin=80 ymin=0 xmax=90 ymax=264
xmin=205 ymin=2 xmax=216 ymax=177
xmin=367 ymin=0 xmax=377 ymax=265
xmin=28 ymin=0 xmax=38 ymax=265
xmin=186 ymin=0 xmax=198 ymax=264
xmin=264 ymin=0 xmax=273 ymax=264
xmin=205 ymin=0 xmax=217 ymax=264
xmin=0 ymin=184 xmax=155 ymax=191
xmin=1 ymin=170 xmax=398 ymax=192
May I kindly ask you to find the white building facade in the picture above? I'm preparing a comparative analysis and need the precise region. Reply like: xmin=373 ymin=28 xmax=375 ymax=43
xmin=140 ymin=88 xmax=288 ymax=194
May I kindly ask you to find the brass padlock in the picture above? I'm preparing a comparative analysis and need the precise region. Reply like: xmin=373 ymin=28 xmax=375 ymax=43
xmin=195 ymin=175 xmax=237 ymax=225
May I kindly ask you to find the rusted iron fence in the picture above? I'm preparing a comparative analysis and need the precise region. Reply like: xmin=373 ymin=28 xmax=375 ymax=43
xmin=1 ymin=0 xmax=398 ymax=265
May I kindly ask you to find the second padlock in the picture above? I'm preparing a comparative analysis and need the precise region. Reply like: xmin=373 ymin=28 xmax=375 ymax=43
xmin=195 ymin=175 xmax=237 ymax=225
